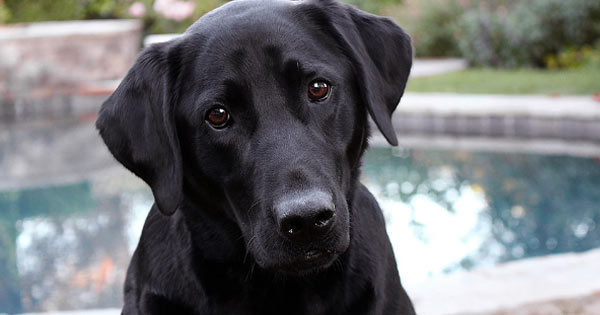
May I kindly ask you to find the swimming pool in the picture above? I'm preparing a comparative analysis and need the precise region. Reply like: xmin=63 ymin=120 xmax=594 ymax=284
xmin=1 ymin=137 xmax=599 ymax=313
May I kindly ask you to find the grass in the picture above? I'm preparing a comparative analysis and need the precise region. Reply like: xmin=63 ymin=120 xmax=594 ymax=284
xmin=406 ymin=68 xmax=600 ymax=95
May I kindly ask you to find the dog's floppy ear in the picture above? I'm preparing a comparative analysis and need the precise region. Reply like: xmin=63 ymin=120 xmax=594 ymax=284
xmin=307 ymin=0 xmax=413 ymax=146
xmin=96 ymin=42 xmax=183 ymax=215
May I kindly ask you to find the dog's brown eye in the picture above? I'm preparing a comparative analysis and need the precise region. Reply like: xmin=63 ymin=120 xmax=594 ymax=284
xmin=308 ymin=80 xmax=331 ymax=101
xmin=206 ymin=106 xmax=230 ymax=128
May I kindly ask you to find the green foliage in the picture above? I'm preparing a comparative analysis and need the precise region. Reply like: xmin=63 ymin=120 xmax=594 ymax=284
xmin=344 ymin=0 xmax=403 ymax=14
xmin=390 ymin=0 xmax=600 ymax=65
xmin=84 ymin=0 xmax=126 ymax=19
xmin=456 ymin=0 xmax=600 ymax=68
xmin=3 ymin=0 xmax=135 ymax=22
xmin=456 ymin=8 xmax=519 ymax=67
xmin=4 ymin=0 xmax=86 ymax=22
xmin=388 ymin=0 xmax=517 ymax=58
xmin=400 ymin=0 xmax=463 ymax=57
xmin=1 ymin=0 xmax=227 ymax=34
xmin=0 ymin=1 xmax=11 ymax=23
xmin=545 ymin=41 xmax=600 ymax=70
xmin=142 ymin=0 xmax=226 ymax=34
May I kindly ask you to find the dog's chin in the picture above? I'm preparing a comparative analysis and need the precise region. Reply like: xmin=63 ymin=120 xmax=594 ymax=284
xmin=259 ymin=242 xmax=350 ymax=277
xmin=251 ymin=231 xmax=351 ymax=276
xmin=272 ymin=249 xmax=340 ymax=276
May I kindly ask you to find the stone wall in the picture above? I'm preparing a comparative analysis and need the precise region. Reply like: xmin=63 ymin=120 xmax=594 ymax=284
xmin=0 ymin=20 xmax=142 ymax=123
xmin=394 ymin=93 xmax=600 ymax=143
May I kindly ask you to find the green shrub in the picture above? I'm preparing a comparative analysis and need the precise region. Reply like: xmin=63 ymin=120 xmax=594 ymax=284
xmin=456 ymin=8 xmax=514 ymax=67
xmin=457 ymin=0 xmax=600 ymax=68
xmin=1 ymin=0 xmax=228 ymax=35
xmin=3 ymin=0 xmax=140 ymax=23
xmin=4 ymin=0 xmax=87 ymax=22
xmin=0 ymin=1 xmax=10 ymax=23
xmin=545 ymin=41 xmax=600 ymax=69
xmin=409 ymin=0 xmax=463 ymax=57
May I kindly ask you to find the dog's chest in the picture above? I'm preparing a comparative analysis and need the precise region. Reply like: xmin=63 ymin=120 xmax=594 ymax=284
xmin=192 ymin=272 xmax=345 ymax=315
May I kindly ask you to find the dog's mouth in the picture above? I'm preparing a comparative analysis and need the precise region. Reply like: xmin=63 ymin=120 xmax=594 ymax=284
xmin=274 ymin=248 xmax=343 ymax=275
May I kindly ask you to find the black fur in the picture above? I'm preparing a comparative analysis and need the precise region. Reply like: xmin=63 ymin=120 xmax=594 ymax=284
xmin=96 ymin=0 xmax=414 ymax=313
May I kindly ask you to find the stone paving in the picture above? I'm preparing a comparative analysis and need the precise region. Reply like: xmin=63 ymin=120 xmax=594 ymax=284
xmin=486 ymin=292 xmax=600 ymax=315
xmin=407 ymin=248 xmax=600 ymax=315
xmin=410 ymin=58 xmax=467 ymax=77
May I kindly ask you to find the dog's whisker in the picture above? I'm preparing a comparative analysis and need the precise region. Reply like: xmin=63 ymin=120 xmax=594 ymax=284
xmin=246 ymin=199 xmax=262 ymax=215
xmin=243 ymin=235 xmax=257 ymax=264
xmin=245 ymin=261 xmax=256 ymax=282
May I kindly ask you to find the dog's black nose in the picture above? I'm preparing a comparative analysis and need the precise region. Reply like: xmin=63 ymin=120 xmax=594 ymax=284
xmin=275 ymin=191 xmax=336 ymax=242
xmin=279 ymin=208 xmax=335 ymax=241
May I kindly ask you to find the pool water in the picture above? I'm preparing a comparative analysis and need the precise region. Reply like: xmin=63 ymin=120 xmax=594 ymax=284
xmin=1 ymin=147 xmax=599 ymax=313
xmin=363 ymin=147 xmax=600 ymax=284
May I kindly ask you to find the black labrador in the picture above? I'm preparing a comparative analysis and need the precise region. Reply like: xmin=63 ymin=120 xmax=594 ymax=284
xmin=96 ymin=0 xmax=414 ymax=313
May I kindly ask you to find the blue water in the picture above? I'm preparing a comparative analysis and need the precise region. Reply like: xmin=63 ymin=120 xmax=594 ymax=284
xmin=363 ymin=147 xmax=600 ymax=282
xmin=1 ymin=147 xmax=599 ymax=313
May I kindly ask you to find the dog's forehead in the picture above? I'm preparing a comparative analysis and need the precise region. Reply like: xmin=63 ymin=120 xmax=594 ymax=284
xmin=182 ymin=0 xmax=342 ymax=69
xmin=183 ymin=0 xmax=343 ymax=89
xmin=186 ymin=0 xmax=301 ymax=37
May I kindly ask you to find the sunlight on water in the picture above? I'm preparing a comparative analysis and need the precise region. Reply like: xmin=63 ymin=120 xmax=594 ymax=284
xmin=372 ymin=184 xmax=494 ymax=285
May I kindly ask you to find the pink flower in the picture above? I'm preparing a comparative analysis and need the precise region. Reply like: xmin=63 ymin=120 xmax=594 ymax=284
xmin=128 ymin=2 xmax=146 ymax=18
xmin=154 ymin=0 xmax=195 ymax=21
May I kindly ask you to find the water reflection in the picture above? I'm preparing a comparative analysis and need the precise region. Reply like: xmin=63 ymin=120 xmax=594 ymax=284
xmin=0 ymin=173 xmax=151 ymax=313
xmin=363 ymin=147 xmax=600 ymax=284
xmin=1 ymin=147 xmax=599 ymax=313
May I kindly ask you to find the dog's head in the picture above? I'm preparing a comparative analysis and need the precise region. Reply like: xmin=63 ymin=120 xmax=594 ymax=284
xmin=97 ymin=0 xmax=411 ymax=275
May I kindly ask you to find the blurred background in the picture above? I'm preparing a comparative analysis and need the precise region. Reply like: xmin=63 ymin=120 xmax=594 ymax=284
xmin=1 ymin=0 xmax=599 ymax=314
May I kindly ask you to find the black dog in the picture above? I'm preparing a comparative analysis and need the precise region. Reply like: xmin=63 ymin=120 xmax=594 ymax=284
xmin=97 ymin=0 xmax=414 ymax=313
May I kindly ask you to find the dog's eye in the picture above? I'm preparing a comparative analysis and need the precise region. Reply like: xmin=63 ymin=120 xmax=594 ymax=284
xmin=205 ymin=106 xmax=230 ymax=128
xmin=308 ymin=80 xmax=331 ymax=102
